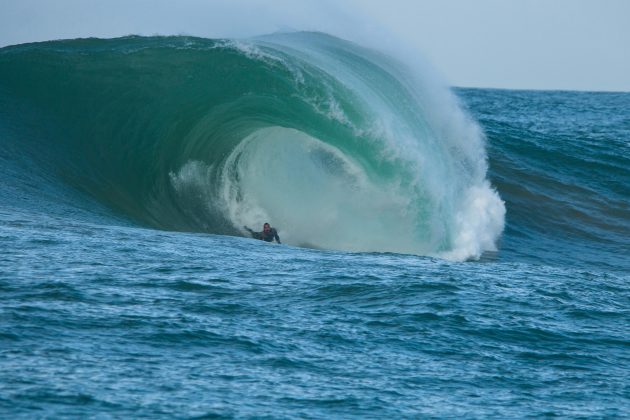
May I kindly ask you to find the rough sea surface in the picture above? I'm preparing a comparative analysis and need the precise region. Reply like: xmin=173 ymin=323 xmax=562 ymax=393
xmin=1 ymin=34 xmax=629 ymax=418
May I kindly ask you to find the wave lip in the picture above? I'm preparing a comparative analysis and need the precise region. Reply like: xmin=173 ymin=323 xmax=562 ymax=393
xmin=0 ymin=33 xmax=505 ymax=260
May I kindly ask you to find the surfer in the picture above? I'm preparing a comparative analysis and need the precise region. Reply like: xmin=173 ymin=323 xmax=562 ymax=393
xmin=244 ymin=223 xmax=281 ymax=244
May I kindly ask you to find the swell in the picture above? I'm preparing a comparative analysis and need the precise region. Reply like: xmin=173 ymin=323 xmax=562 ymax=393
xmin=1 ymin=33 xmax=505 ymax=259
xmin=458 ymin=88 xmax=630 ymax=269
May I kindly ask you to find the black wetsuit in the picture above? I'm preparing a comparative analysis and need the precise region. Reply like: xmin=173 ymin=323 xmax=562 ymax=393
xmin=245 ymin=226 xmax=281 ymax=244
xmin=261 ymin=228 xmax=280 ymax=243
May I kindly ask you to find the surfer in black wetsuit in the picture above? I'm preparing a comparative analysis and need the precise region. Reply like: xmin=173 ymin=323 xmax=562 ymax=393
xmin=244 ymin=223 xmax=281 ymax=244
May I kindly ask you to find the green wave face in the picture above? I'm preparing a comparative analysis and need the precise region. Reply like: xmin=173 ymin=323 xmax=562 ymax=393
xmin=0 ymin=32 xmax=504 ymax=259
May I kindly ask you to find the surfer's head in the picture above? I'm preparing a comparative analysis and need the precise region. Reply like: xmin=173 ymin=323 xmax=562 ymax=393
xmin=263 ymin=223 xmax=271 ymax=233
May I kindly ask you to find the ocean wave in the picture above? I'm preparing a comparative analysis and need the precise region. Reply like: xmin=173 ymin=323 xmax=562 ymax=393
xmin=0 ymin=33 xmax=506 ymax=259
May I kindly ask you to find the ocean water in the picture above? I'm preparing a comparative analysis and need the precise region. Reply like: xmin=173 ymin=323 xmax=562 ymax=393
xmin=1 ymin=33 xmax=628 ymax=418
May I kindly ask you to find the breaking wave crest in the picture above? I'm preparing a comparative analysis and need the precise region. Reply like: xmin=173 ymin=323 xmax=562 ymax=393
xmin=0 ymin=32 xmax=504 ymax=259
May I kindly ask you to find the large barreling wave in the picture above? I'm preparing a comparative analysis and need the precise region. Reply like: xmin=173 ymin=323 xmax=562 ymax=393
xmin=0 ymin=32 xmax=504 ymax=260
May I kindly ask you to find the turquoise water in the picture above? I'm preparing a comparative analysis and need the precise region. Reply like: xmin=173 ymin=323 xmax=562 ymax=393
xmin=1 ymin=33 xmax=629 ymax=417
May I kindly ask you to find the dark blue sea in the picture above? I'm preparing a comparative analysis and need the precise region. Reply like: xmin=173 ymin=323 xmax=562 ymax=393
xmin=1 ymin=33 xmax=629 ymax=418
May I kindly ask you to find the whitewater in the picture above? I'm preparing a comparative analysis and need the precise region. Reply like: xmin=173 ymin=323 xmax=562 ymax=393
xmin=1 ymin=33 xmax=628 ymax=418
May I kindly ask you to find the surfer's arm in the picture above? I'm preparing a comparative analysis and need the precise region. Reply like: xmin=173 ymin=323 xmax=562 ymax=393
xmin=244 ymin=225 xmax=260 ymax=237
xmin=244 ymin=226 xmax=262 ymax=239
xmin=273 ymin=230 xmax=281 ymax=244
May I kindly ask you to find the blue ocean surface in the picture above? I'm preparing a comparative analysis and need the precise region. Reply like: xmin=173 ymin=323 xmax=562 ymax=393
xmin=1 ymin=33 xmax=629 ymax=418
